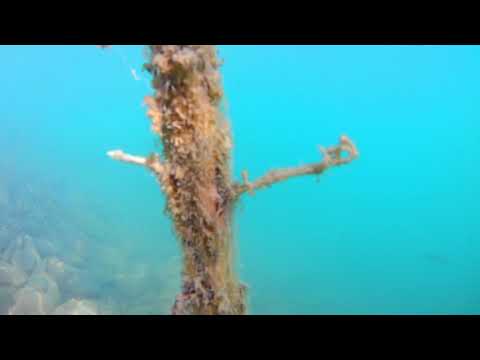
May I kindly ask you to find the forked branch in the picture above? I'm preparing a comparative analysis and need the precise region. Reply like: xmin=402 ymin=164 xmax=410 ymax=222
xmin=233 ymin=135 xmax=359 ymax=198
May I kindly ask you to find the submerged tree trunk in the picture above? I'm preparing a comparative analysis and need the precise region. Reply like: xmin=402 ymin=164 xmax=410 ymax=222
xmin=107 ymin=45 xmax=359 ymax=315
xmin=150 ymin=45 xmax=247 ymax=315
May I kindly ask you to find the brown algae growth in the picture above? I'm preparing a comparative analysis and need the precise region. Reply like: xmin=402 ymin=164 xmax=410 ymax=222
xmin=107 ymin=45 xmax=359 ymax=315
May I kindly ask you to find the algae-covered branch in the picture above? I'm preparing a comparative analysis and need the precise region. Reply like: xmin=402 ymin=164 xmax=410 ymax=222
xmin=107 ymin=45 xmax=359 ymax=315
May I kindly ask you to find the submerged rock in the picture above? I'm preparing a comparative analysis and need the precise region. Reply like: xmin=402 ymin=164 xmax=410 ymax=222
xmin=31 ymin=258 xmax=47 ymax=276
xmin=9 ymin=272 xmax=61 ymax=315
xmin=0 ymin=260 xmax=27 ymax=288
xmin=8 ymin=287 xmax=49 ymax=315
xmin=10 ymin=235 xmax=42 ymax=275
xmin=95 ymin=297 xmax=121 ymax=315
xmin=1 ymin=236 xmax=21 ymax=263
xmin=26 ymin=272 xmax=61 ymax=311
xmin=45 ymin=257 xmax=79 ymax=288
xmin=52 ymin=299 xmax=98 ymax=315
xmin=32 ymin=236 xmax=57 ymax=259
xmin=64 ymin=253 xmax=87 ymax=269
xmin=61 ymin=270 xmax=103 ymax=300
xmin=0 ymin=286 xmax=15 ymax=315
xmin=0 ymin=226 xmax=12 ymax=254
xmin=104 ymin=263 xmax=152 ymax=301
xmin=45 ymin=257 xmax=67 ymax=282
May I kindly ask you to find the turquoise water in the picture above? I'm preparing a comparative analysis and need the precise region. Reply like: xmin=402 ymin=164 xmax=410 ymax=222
xmin=0 ymin=45 xmax=479 ymax=314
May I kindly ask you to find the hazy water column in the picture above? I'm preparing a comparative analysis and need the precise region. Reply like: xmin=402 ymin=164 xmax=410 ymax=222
xmin=1 ymin=45 xmax=479 ymax=314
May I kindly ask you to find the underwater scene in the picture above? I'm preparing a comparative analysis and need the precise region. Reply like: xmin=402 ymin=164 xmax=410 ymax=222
xmin=0 ymin=45 xmax=479 ymax=315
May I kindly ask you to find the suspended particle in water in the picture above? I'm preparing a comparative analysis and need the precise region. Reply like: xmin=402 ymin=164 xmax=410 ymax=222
xmin=131 ymin=68 xmax=141 ymax=81
xmin=96 ymin=45 xmax=150 ymax=88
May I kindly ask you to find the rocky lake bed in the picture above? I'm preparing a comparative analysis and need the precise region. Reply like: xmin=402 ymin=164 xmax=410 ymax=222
xmin=0 ymin=166 xmax=179 ymax=315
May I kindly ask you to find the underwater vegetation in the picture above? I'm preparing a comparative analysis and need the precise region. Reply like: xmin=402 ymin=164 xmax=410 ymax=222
xmin=108 ymin=45 xmax=359 ymax=315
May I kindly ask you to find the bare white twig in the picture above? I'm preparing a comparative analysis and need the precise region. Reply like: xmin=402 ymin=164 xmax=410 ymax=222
xmin=107 ymin=150 xmax=148 ymax=166
xmin=107 ymin=150 xmax=165 ymax=177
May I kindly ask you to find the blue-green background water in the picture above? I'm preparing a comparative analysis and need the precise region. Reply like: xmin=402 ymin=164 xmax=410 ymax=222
xmin=1 ymin=45 xmax=479 ymax=314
